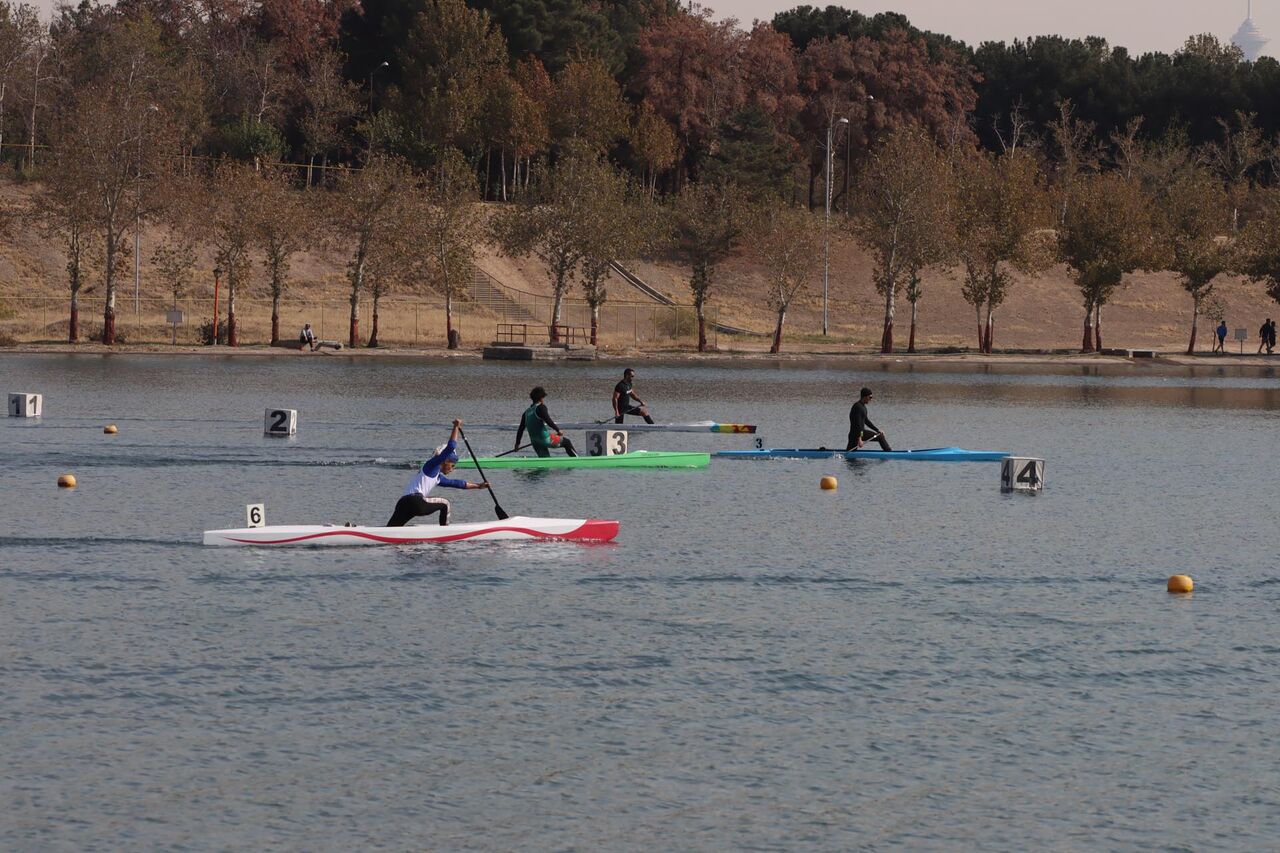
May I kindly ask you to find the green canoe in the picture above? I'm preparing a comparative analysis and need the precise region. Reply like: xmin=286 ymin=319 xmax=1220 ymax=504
xmin=456 ymin=450 xmax=710 ymax=470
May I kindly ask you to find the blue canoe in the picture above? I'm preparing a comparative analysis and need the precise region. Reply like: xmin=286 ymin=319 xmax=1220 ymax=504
xmin=715 ymin=446 xmax=1010 ymax=462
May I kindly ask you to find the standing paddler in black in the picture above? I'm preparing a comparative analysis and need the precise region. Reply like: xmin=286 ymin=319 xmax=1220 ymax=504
xmin=612 ymin=368 xmax=655 ymax=424
xmin=847 ymin=387 xmax=892 ymax=451
xmin=515 ymin=386 xmax=578 ymax=457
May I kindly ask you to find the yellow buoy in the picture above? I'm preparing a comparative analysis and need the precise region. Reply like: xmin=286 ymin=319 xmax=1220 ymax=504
xmin=820 ymin=475 xmax=838 ymax=490
xmin=103 ymin=424 xmax=118 ymax=434
xmin=57 ymin=473 xmax=77 ymax=488
xmin=1167 ymin=574 xmax=1194 ymax=594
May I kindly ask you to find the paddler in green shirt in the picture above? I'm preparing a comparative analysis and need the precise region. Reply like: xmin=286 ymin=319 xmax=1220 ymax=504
xmin=514 ymin=386 xmax=579 ymax=457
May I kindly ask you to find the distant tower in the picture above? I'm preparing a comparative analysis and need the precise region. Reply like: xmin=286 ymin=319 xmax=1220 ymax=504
xmin=1234 ymin=0 xmax=1269 ymax=61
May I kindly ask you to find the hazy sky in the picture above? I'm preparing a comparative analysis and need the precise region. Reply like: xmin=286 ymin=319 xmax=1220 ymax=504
xmin=700 ymin=0 xmax=1269 ymax=57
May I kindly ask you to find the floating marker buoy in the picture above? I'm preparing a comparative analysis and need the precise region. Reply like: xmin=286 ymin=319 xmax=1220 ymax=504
xmin=103 ymin=424 xmax=118 ymax=434
xmin=820 ymin=476 xmax=838 ymax=490
xmin=57 ymin=473 xmax=77 ymax=488
xmin=1167 ymin=574 xmax=1194 ymax=594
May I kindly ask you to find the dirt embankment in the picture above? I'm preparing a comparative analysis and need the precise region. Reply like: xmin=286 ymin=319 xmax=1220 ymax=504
xmin=2 ymin=180 xmax=1276 ymax=353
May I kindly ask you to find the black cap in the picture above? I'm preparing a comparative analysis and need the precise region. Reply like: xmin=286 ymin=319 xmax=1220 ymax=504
xmin=860 ymin=387 xmax=873 ymax=398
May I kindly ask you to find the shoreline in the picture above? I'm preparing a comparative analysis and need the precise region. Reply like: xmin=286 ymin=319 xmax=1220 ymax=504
xmin=5 ymin=341 xmax=1280 ymax=376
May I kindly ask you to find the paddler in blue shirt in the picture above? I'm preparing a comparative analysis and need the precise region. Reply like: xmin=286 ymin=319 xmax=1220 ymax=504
xmin=386 ymin=419 xmax=491 ymax=526
xmin=515 ymin=386 xmax=578 ymax=457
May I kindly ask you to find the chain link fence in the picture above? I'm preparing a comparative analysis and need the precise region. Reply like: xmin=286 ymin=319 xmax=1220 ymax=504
xmin=0 ymin=293 xmax=721 ymax=350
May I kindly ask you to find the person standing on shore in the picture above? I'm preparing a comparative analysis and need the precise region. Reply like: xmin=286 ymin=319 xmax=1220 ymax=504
xmin=386 ymin=420 xmax=491 ymax=527
xmin=516 ymin=387 xmax=578 ymax=457
xmin=1215 ymin=320 xmax=1228 ymax=354
xmin=1268 ymin=319 xmax=1276 ymax=354
xmin=612 ymin=368 xmax=655 ymax=424
xmin=847 ymin=387 xmax=892 ymax=451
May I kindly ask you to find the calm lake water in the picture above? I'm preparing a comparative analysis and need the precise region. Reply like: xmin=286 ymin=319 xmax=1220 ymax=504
xmin=3 ymin=353 xmax=1280 ymax=851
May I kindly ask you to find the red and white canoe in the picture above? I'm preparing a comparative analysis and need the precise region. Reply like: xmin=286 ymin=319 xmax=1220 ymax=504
xmin=203 ymin=516 xmax=619 ymax=547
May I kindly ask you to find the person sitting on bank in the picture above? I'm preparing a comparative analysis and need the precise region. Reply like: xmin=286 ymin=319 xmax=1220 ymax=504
xmin=847 ymin=387 xmax=892 ymax=452
xmin=515 ymin=386 xmax=578 ymax=457
xmin=386 ymin=419 xmax=491 ymax=527
xmin=612 ymin=368 xmax=655 ymax=424
xmin=300 ymin=323 xmax=318 ymax=351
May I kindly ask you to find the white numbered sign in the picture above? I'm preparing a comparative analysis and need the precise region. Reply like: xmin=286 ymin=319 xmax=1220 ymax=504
xmin=1001 ymin=457 xmax=1045 ymax=493
xmin=246 ymin=503 xmax=266 ymax=528
xmin=264 ymin=408 xmax=297 ymax=436
xmin=586 ymin=429 xmax=628 ymax=457
xmin=8 ymin=392 xmax=42 ymax=418
xmin=753 ymin=436 xmax=764 ymax=450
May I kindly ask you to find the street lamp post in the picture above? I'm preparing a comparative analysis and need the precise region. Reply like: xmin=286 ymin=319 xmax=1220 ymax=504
xmin=134 ymin=104 xmax=159 ymax=317
xmin=212 ymin=266 xmax=222 ymax=345
xmin=823 ymin=116 xmax=849 ymax=337
xmin=368 ymin=60 xmax=389 ymax=114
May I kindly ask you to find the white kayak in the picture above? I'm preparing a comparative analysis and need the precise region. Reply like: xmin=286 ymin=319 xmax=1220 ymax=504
xmin=412 ymin=420 xmax=756 ymax=434
xmin=203 ymin=516 xmax=619 ymax=547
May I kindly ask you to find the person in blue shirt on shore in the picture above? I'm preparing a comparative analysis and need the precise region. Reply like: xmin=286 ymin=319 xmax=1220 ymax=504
xmin=1214 ymin=320 xmax=1228 ymax=353
xmin=386 ymin=419 xmax=490 ymax=527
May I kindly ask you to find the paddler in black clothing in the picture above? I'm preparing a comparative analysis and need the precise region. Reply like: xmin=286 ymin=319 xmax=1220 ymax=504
xmin=847 ymin=387 xmax=892 ymax=451
xmin=612 ymin=368 xmax=655 ymax=424
xmin=515 ymin=386 xmax=578 ymax=457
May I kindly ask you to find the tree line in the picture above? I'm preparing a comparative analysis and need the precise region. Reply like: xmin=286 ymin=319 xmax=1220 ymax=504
xmin=4 ymin=0 xmax=1280 ymax=350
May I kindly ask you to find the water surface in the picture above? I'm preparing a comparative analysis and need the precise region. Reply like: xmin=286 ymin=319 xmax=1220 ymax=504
xmin=2 ymin=354 xmax=1278 ymax=850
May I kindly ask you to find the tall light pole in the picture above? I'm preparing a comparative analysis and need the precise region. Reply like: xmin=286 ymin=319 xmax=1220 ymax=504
xmin=823 ymin=116 xmax=849 ymax=337
xmin=368 ymin=60 xmax=389 ymax=114
xmin=212 ymin=266 xmax=222 ymax=345
xmin=134 ymin=103 xmax=159 ymax=316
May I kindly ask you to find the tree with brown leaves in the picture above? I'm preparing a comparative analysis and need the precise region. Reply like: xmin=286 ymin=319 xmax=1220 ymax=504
xmin=253 ymin=166 xmax=313 ymax=344
xmin=205 ymin=161 xmax=261 ymax=346
xmin=1058 ymin=171 xmax=1160 ymax=352
xmin=671 ymin=180 xmax=744 ymax=352
xmin=850 ymin=127 xmax=953 ymax=353
xmin=952 ymin=149 xmax=1052 ymax=353
xmin=751 ymin=204 xmax=820 ymax=354
xmin=329 ymin=153 xmax=413 ymax=347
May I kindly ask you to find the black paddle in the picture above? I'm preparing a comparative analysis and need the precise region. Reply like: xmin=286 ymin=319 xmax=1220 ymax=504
xmin=495 ymin=443 xmax=532 ymax=458
xmin=459 ymin=426 xmax=509 ymax=520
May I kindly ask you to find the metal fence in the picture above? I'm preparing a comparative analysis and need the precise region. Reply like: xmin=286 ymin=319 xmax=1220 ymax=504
xmin=0 ymin=293 xmax=722 ymax=350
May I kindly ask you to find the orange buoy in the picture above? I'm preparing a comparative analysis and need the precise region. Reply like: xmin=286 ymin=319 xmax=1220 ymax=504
xmin=1167 ymin=574 xmax=1194 ymax=594
xmin=103 ymin=424 xmax=118 ymax=434
xmin=820 ymin=476 xmax=838 ymax=490
xmin=57 ymin=473 xmax=77 ymax=488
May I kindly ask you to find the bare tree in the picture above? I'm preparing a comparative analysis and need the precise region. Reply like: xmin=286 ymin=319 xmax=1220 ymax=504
xmin=0 ymin=2 xmax=38 ymax=162
xmin=493 ymin=150 xmax=595 ymax=343
xmin=299 ymin=47 xmax=356 ymax=188
xmin=1204 ymin=110 xmax=1270 ymax=233
xmin=1048 ymin=99 xmax=1100 ymax=227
